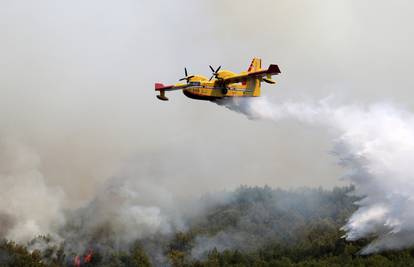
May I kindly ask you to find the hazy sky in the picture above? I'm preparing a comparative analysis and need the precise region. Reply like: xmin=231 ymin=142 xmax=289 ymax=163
xmin=1 ymin=0 xmax=414 ymax=206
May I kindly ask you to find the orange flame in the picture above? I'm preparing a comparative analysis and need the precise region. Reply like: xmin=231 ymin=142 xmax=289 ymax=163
xmin=73 ymin=249 xmax=93 ymax=266
xmin=74 ymin=255 xmax=81 ymax=267
xmin=84 ymin=249 xmax=93 ymax=263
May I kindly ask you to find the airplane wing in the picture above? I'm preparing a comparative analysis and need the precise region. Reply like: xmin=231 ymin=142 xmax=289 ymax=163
xmin=155 ymin=83 xmax=188 ymax=91
xmin=223 ymin=64 xmax=281 ymax=84
xmin=155 ymin=82 xmax=204 ymax=101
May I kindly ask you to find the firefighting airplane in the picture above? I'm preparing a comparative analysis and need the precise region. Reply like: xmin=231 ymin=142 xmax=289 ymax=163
xmin=154 ymin=58 xmax=281 ymax=101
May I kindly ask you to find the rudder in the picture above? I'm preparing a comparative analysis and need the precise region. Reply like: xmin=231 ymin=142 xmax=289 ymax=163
xmin=247 ymin=58 xmax=262 ymax=96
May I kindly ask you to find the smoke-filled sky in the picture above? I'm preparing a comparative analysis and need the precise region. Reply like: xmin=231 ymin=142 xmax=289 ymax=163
xmin=1 ymin=0 xmax=414 ymax=210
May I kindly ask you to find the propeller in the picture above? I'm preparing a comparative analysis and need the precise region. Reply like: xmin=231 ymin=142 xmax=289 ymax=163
xmin=209 ymin=65 xmax=222 ymax=81
xmin=179 ymin=67 xmax=194 ymax=83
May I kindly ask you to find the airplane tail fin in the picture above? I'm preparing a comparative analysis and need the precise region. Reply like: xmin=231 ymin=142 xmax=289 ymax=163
xmin=247 ymin=58 xmax=262 ymax=72
xmin=247 ymin=58 xmax=262 ymax=96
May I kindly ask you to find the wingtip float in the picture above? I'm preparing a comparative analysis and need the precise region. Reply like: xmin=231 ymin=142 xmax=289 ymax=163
xmin=154 ymin=58 xmax=281 ymax=101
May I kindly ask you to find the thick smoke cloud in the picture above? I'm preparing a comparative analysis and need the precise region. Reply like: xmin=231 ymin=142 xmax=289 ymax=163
xmin=0 ymin=138 xmax=64 ymax=242
xmin=59 ymin=173 xmax=188 ymax=256
xmin=1 ymin=0 xmax=414 ymax=258
xmin=218 ymin=97 xmax=414 ymax=253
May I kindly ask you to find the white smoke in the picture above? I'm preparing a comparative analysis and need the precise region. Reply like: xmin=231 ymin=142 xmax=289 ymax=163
xmin=0 ymin=137 xmax=64 ymax=242
xmin=216 ymin=97 xmax=414 ymax=253
xmin=56 ymin=177 xmax=175 ymax=256
xmin=0 ymin=136 xmax=176 ymax=247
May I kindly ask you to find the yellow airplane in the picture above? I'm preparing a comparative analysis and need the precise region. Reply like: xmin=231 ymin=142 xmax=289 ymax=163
xmin=155 ymin=58 xmax=280 ymax=101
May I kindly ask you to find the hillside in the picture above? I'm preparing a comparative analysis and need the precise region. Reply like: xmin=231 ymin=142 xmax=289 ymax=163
xmin=1 ymin=186 xmax=414 ymax=267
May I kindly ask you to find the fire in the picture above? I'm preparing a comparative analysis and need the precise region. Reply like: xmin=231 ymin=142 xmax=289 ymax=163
xmin=84 ymin=249 xmax=93 ymax=263
xmin=74 ymin=256 xmax=81 ymax=267
xmin=73 ymin=249 xmax=93 ymax=267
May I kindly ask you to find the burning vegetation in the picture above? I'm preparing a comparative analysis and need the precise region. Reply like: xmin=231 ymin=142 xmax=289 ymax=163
xmin=2 ymin=185 xmax=414 ymax=266
xmin=73 ymin=249 xmax=93 ymax=267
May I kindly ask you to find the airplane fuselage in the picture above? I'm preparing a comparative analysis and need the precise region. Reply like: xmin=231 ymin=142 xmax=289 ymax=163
xmin=182 ymin=83 xmax=255 ymax=101
xmin=154 ymin=58 xmax=280 ymax=101
xmin=178 ymin=73 xmax=259 ymax=101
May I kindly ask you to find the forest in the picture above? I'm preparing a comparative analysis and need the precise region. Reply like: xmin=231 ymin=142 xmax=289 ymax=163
xmin=1 ymin=186 xmax=414 ymax=267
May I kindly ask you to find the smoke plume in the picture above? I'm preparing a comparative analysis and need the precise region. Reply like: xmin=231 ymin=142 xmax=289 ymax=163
xmin=59 ymin=173 xmax=188 ymax=256
xmin=2 ymin=0 xmax=414 ymax=262
xmin=0 ymin=138 xmax=64 ymax=242
xmin=215 ymin=97 xmax=414 ymax=254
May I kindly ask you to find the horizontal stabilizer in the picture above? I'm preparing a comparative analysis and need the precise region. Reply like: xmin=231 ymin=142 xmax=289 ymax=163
xmin=263 ymin=77 xmax=276 ymax=84
xmin=223 ymin=63 xmax=281 ymax=85
xmin=267 ymin=64 xmax=281 ymax=75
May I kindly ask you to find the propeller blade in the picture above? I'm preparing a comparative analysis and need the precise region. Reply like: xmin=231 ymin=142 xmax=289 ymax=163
xmin=209 ymin=65 xmax=215 ymax=73
xmin=209 ymin=74 xmax=215 ymax=81
xmin=184 ymin=67 xmax=188 ymax=77
xmin=179 ymin=75 xmax=195 ymax=82
xmin=216 ymin=66 xmax=221 ymax=73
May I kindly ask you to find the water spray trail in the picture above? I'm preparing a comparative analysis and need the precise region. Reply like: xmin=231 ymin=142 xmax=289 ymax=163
xmin=215 ymin=97 xmax=414 ymax=253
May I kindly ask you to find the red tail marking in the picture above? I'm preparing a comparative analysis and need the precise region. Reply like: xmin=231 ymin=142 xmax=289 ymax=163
xmin=247 ymin=62 xmax=254 ymax=72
